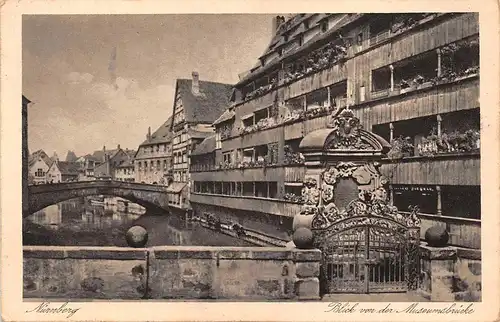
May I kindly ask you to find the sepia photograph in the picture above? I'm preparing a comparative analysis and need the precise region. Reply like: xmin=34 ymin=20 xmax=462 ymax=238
xmin=21 ymin=12 xmax=482 ymax=302
xmin=1 ymin=1 xmax=499 ymax=320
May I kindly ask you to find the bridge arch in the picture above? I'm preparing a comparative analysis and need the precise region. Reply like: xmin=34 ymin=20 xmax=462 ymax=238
xmin=27 ymin=181 xmax=170 ymax=217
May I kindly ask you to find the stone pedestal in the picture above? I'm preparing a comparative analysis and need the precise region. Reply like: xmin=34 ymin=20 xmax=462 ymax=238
xmin=419 ymin=244 xmax=481 ymax=301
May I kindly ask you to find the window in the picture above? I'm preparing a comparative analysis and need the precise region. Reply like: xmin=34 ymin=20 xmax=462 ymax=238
xmin=321 ymin=20 xmax=328 ymax=33
xmin=356 ymin=32 xmax=363 ymax=46
xmin=306 ymin=87 xmax=329 ymax=110
xmin=144 ymin=161 xmax=148 ymax=172
xmin=393 ymin=185 xmax=437 ymax=214
xmin=163 ymin=160 xmax=168 ymax=170
xmin=369 ymin=14 xmax=393 ymax=45
xmin=214 ymin=182 xmax=222 ymax=194
xmin=285 ymin=183 xmax=303 ymax=198
xmin=242 ymin=114 xmax=254 ymax=128
xmin=255 ymin=145 xmax=269 ymax=163
xmin=442 ymin=186 xmax=480 ymax=220
xmin=223 ymin=152 xmax=232 ymax=164
xmin=372 ymin=66 xmax=391 ymax=92
xmin=243 ymin=148 xmax=254 ymax=163
xmin=255 ymin=182 xmax=268 ymax=198
xmin=216 ymin=132 xmax=221 ymax=149
xmin=268 ymin=182 xmax=278 ymax=199
xmin=156 ymin=145 xmax=160 ymax=152
xmin=182 ymin=151 xmax=187 ymax=163
xmin=156 ymin=160 xmax=161 ymax=170
xmin=254 ymin=108 xmax=269 ymax=124
xmin=243 ymin=182 xmax=254 ymax=196
xmin=36 ymin=168 xmax=44 ymax=177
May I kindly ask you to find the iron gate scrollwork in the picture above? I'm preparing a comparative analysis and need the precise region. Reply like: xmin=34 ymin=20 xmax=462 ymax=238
xmin=312 ymin=189 xmax=421 ymax=294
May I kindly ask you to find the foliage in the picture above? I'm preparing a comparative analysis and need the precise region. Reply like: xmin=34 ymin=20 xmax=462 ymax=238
xmin=387 ymin=136 xmax=414 ymax=160
xmin=283 ymin=192 xmax=304 ymax=203
xmin=283 ymin=145 xmax=305 ymax=165
xmin=418 ymin=129 xmax=480 ymax=156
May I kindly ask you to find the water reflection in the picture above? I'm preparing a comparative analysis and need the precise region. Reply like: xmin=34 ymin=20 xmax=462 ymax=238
xmin=24 ymin=197 xmax=252 ymax=247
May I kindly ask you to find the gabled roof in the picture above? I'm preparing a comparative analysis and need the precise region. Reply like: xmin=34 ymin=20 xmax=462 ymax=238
xmin=191 ymin=135 xmax=216 ymax=156
xmin=139 ymin=116 xmax=173 ymax=146
xmin=213 ymin=109 xmax=235 ymax=126
xmin=65 ymin=150 xmax=78 ymax=162
xmin=91 ymin=149 xmax=118 ymax=163
xmin=54 ymin=161 xmax=80 ymax=175
xmin=175 ymin=79 xmax=232 ymax=124
xmin=29 ymin=149 xmax=52 ymax=168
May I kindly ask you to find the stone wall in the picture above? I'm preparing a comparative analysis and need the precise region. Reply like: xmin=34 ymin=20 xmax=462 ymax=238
xmin=23 ymin=246 xmax=321 ymax=300
xmin=419 ymin=244 xmax=481 ymax=301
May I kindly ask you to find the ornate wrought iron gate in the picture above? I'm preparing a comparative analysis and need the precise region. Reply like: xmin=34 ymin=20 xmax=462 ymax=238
xmin=312 ymin=189 xmax=421 ymax=294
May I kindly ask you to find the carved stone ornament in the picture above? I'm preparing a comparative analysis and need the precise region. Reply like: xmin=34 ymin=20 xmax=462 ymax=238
xmin=325 ymin=107 xmax=372 ymax=150
xmin=310 ymin=161 xmax=421 ymax=230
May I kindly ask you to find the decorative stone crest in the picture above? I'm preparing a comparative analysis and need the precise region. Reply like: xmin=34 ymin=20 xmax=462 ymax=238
xmin=325 ymin=107 xmax=372 ymax=150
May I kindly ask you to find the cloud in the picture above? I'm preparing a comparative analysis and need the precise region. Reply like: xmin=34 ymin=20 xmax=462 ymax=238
xmin=66 ymin=72 xmax=94 ymax=84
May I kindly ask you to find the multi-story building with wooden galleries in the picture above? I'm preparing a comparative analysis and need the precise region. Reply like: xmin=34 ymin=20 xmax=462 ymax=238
xmin=166 ymin=72 xmax=232 ymax=216
xmin=190 ymin=13 xmax=480 ymax=249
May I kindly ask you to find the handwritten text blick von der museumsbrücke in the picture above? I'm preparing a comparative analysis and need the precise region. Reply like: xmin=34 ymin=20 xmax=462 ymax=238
xmin=325 ymin=302 xmax=475 ymax=314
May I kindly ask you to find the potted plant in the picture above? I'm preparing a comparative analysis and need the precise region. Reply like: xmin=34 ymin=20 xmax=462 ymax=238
xmin=399 ymin=79 xmax=416 ymax=94
xmin=413 ymin=74 xmax=432 ymax=90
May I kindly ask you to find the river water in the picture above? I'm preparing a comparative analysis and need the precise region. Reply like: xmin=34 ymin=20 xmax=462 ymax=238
xmin=23 ymin=197 xmax=253 ymax=247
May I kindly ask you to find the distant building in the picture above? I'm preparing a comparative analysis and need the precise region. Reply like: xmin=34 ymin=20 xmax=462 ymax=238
xmin=167 ymin=72 xmax=232 ymax=215
xmin=134 ymin=117 xmax=173 ymax=185
xmin=46 ymin=161 xmax=80 ymax=183
xmin=65 ymin=150 xmax=78 ymax=162
xmin=75 ymin=154 xmax=99 ymax=180
xmin=28 ymin=149 xmax=52 ymax=184
xmin=114 ymin=159 xmax=135 ymax=182
xmin=94 ymin=145 xmax=135 ymax=180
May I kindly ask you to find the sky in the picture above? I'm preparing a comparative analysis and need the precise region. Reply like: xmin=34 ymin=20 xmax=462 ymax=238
xmin=23 ymin=14 xmax=274 ymax=158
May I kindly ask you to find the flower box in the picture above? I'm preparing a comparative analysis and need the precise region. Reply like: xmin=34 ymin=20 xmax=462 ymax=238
xmin=417 ymin=81 xmax=433 ymax=90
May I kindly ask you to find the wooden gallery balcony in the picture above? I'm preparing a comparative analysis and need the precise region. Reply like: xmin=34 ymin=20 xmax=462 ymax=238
xmin=379 ymin=152 xmax=480 ymax=186
xmin=190 ymin=193 xmax=302 ymax=218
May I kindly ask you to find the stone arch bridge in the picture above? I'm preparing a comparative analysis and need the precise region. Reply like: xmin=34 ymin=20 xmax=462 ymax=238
xmin=26 ymin=180 xmax=170 ymax=217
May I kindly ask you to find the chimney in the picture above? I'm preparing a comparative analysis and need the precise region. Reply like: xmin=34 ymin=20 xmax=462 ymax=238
xmin=191 ymin=71 xmax=200 ymax=95
xmin=147 ymin=127 xmax=151 ymax=141
xmin=103 ymin=145 xmax=106 ymax=152
xmin=117 ymin=144 xmax=121 ymax=150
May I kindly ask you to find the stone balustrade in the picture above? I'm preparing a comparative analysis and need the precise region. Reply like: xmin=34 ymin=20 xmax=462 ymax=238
xmin=23 ymin=246 xmax=321 ymax=300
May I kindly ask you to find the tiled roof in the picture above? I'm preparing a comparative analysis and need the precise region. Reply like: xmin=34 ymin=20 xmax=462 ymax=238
xmin=139 ymin=116 xmax=173 ymax=146
xmin=187 ymin=129 xmax=214 ymax=139
xmin=236 ymin=13 xmax=362 ymax=86
xmin=56 ymin=161 xmax=80 ymax=175
xmin=176 ymin=79 xmax=232 ymax=124
xmin=91 ymin=149 xmax=118 ymax=163
xmin=65 ymin=151 xmax=78 ymax=162
xmin=191 ymin=135 xmax=216 ymax=156
xmin=213 ymin=109 xmax=235 ymax=126
xmin=116 ymin=159 xmax=134 ymax=168
xmin=29 ymin=149 xmax=52 ymax=168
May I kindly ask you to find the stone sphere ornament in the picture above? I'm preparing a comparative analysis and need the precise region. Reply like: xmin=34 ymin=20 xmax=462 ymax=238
xmin=424 ymin=225 xmax=449 ymax=247
xmin=292 ymin=227 xmax=314 ymax=249
xmin=126 ymin=225 xmax=148 ymax=248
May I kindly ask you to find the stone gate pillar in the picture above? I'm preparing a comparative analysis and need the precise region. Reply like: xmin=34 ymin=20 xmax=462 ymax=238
xmin=292 ymin=107 xmax=393 ymax=241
